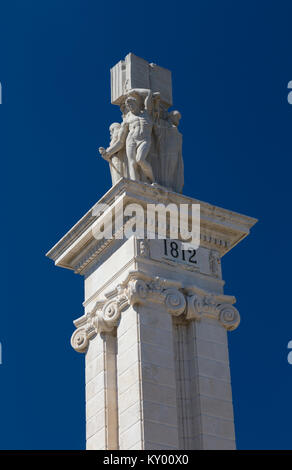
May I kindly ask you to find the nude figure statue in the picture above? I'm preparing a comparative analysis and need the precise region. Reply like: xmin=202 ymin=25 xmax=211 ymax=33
xmin=99 ymin=122 xmax=128 ymax=185
xmin=99 ymin=89 xmax=160 ymax=184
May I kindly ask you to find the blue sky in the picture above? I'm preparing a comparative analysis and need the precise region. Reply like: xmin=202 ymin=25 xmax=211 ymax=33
xmin=0 ymin=0 xmax=291 ymax=449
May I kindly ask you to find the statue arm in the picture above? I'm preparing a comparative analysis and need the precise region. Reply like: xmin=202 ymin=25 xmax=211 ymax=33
xmin=127 ymin=88 xmax=153 ymax=113
xmin=106 ymin=122 xmax=128 ymax=157
xmin=145 ymin=90 xmax=160 ymax=117
xmin=144 ymin=90 xmax=152 ymax=113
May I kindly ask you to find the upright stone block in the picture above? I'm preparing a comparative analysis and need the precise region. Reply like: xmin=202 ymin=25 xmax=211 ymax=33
xmin=111 ymin=52 xmax=173 ymax=108
xmin=190 ymin=319 xmax=236 ymax=449
xmin=116 ymin=302 xmax=180 ymax=450
xmin=85 ymin=332 xmax=118 ymax=450
xmin=47 ymin=179 xmax=257 ymax=450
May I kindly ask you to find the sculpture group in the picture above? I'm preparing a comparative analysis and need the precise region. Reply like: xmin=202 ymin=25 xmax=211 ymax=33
xmin=99 ymin=55 xmax=184 ymax=193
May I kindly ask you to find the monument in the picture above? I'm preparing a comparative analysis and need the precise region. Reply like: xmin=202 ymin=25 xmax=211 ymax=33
xmin=47 ymin=53 xmax=257 ymax=450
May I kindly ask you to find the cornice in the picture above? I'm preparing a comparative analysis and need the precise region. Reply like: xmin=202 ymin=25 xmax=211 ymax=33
xmin=46 ymin=179 xmax=257 ymax=272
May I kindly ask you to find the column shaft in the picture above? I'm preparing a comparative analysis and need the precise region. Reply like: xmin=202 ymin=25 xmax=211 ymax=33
xmin=117 ymin=304 xmax=180 ymax=450
xmin=190 ymin=318 xmax=236 ymax=449
xmin=85 ymin=332 xmax=118 ymax=449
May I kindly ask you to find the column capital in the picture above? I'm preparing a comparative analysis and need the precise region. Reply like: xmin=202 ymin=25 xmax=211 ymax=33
xmin=186 ymin=293 xmax=240 ymax=330
xmin=71 ymin=272 xmax=240 ymax=352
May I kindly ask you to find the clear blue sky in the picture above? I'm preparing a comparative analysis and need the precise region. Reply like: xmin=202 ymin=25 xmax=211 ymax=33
xmin=0 ymin=0 xmax=291 ymax=450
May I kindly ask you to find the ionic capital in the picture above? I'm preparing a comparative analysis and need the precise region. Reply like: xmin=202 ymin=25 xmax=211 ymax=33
xmin=71 ymin=273 xmax=240 ymax=353
xmin=186 ymin=292 xmax=240 ymax=331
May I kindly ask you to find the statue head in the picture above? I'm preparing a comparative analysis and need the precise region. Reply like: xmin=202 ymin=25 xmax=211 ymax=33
xmin=169 ymin=110 xmax=181 ymax=127
xmin=125 ymin=95 xmax=141 ymax=115
xmin=109 ymin=122 xmax=121 ymax=138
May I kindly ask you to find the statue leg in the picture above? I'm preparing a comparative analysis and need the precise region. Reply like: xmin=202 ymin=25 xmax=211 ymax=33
xmin=136 ymin=140 xmax=154 ymax=182
xmin=126 ymin=142 xmax=139 ymax=181
xmin=110 ymin=155 xmax=122 ymax=185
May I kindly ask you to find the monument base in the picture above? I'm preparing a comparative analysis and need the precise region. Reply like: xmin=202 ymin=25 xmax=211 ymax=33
xmin=47 ymin=179 xmax=257 ymax=450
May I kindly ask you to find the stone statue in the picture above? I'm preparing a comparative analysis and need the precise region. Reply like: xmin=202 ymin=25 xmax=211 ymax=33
xmin=99 ymin=123 xmax=128 ymax=185
xmin=99 ymin=89 xmax=159 ymax=184
xmin=123 ymin=89 xmax=159 ymax=183
xmin=166 ymin=110 xmax=184 ymax=193
xmin=98 ymin=54 xmax=185 ymax=194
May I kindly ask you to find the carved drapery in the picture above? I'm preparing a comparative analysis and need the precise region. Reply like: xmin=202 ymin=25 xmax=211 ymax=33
xmin=71 ymin=273 xmax=240 ymax=352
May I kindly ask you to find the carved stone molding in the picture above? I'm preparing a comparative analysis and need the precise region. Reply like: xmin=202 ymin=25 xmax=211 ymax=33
xmin=71 ymin=272 xmax=240 ymax=352
xmin=47 ymin=178 xmax=258 ymax=275
xmin=218 ymin=303 xmax=240 ymax=331
xmin=71 ymin=273 xmax=185 ymax=352
xmin=164 ymin=288 xmax=186 ymax=316
xmin=126 ymin=276 xmax=186 ymax=316
xmin=186 ymin=293 xmax=240 ymax=331
xmin=137 ymin=239 xmax=150 ymax=258
xmin=71 ymin=327 xmax=93 ymax=353
xmin=127 ymin=278 xmax=150 ymax=305
xmin=71 ymin=291 xmax=128 ymax=352
xmin=209 ymin=250 xmax=221 ymax=278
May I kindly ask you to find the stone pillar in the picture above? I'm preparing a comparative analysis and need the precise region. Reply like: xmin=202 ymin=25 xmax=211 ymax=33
xmin=85 ymin=334 xmax=106 ymax=450
xmin=83 ymin=331 xmax=118 ymax=450
xmin=173 ymin=316 xmax=238 ymax=449
xmin=172 ymin=290 xmax=239 ymax=450
xmin=189 ymin=318 xmax=236 ymax=450
xmin=47 ymin=179 xmax=257 ymax=450
xmin=117 ymin=303 xmax=179 ymax=450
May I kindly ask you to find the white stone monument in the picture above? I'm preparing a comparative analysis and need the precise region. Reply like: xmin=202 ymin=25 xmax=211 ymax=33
xmin=47 ymin=53 xmax=257 ymax=450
